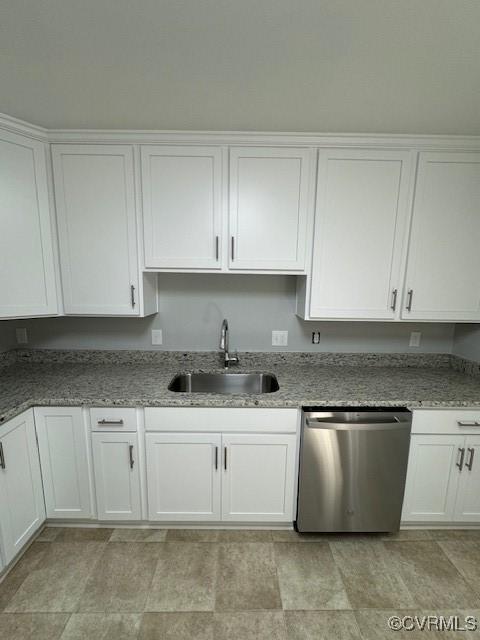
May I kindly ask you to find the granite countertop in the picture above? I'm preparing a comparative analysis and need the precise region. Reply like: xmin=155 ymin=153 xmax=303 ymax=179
xmin=1 ymin=350 xmax=479 ymax=424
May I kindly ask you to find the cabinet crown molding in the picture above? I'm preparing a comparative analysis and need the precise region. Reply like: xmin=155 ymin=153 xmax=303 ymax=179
xmin=1 ymin=111 xmax=480 ymax=150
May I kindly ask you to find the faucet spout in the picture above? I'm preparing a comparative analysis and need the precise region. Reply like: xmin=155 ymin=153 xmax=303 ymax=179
xmin=219 ymin=318 xmax=239 ymax=369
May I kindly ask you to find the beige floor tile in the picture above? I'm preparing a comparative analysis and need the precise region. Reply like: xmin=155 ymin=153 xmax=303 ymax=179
xmin=215 ymin=543 xmax=282 ymax=612
xmin=217 ymin=530 xmax=272 ymax=542
xmin=271 ymin=531 xmax=383 ymax=543
xmin=330 ymin=540 xmax=414 ymax=609
xmin=274 ymin=542 xmax=349 ymax=611
xmin=354 ymin=609 xmax=480 ymax=639
xmin=0 ymin=543 xmax=49 ymax=611
xmin=53 ymin=528 xmax=114 ymax=542
xmin=5 ymin=542 xmax=105 ymax=612
xmin=214 ymin=611 xmax=286 ymax=639
xmin=439 ymin=540 xmax=480 ymax=594
xmin=166 ymin=529 xmax=220 ymax=542
xmin=109 ymin=529 xmax=167 ymax=542
xmin=146 ymin=542 xmax=217 ymax=612
xmin=60 ymin=613 xmax=141 ymax=639
xmin=384 ymin=541 xmax=480 ymax=609
xmin=285 ymin=610 xmax=362 ymax=640
xmin=139 ymin=612 xmax=213 ymax=639
xmin=381 ymin=529 xmax=433 ymax=541
xmin=36 ymin=527 xmax=61 ymax=542
xmin=0 ymin=613 xmax=69 ymax=640
xmin=78 ymin=542 xmax=161 ymax=613
xmin=429 ymin=529 xmax=480 ymax=541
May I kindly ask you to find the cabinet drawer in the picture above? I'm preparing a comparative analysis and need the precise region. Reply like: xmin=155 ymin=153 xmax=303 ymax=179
xmin=144 ymin=407 xmax=299 ymax=433
xmin=90 ymin=408 xmax=137 ymax=432
xmin=412 ymin=409 xmax=480 ymax=435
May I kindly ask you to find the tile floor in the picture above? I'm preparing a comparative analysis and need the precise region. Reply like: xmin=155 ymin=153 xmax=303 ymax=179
xmin=1 ymin=527 xmax=480 ymax=638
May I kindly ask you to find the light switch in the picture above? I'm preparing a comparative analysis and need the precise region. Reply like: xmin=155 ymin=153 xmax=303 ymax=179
xmin=272 ymin=330 xmax=288 ymax=346
xmin=16 ymin=328 xmax=28 ymax=344
xmin=409 ymin=331 xmax=422 ymax=347
xmin=151 ymin=329 xmax=163 ymax=345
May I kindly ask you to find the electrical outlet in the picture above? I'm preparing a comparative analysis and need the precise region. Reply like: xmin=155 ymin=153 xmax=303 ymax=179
xmin=409 ymin=331 xmax=422 ymax=347
xmin=272 ymin=330 xmax=288 ymax=347
xmin=312 ymin=331 xmax=321 ymax=345
xmin=151 ymin=329 xmax=163 ymax=346
xmin=16 ymin=328 xmax=28 ymax=344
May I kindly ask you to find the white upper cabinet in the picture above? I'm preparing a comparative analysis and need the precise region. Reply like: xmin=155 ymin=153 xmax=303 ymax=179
xmin=307 ymin=149 xmax=413 ymax=320
xmin=229 ymin=147 xmax=313 ymax=271
xmin=0 ymin=130 xmax=58 ymax=319
xmin=403 ymin=152 xmax=480 ymax=321
xmin=52 ymin=144 xmax=154 ymax=316
xmin=141 ymin=146 xmax=223 ymax=270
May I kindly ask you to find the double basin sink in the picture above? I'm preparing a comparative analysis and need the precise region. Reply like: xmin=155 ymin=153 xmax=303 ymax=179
xmin=168 ymin=372 xmax=279 ymax=395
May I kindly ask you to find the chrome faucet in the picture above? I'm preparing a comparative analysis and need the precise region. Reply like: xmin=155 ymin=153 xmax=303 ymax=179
xmin=219 ymin=319 xmax=239 ymax=369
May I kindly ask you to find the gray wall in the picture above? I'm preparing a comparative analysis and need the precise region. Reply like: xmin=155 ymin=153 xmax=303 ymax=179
xmin=453 ymin=325 xmax=480 ymax=363
xmin=1 ymin=274 xmax=455 ymax=353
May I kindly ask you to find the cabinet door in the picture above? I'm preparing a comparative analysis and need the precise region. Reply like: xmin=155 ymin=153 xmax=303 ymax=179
xmin=403 ymin=152 xmax=480 ymax=321
xmin=229 ymin=147 xmax=312 ymax=271
xmin=0 ymin=411 xmax=45 ymax=565
xmin=92 ymin=432 xmax=141 ymax=521
xmin=454 ymin=435 xmax=480 ymax=523
xmin=401 ymin=435 xmax=464 ymax=523
xmin=141 ymin=146 xmax=222 ymax=270
xmin=222 ymin=434 xmax=296 ymax=522
xmin=146 ymin=433 xmax=221 ymax=521
xmin=34 ymin=408 xmax=93 ymax=519
xmin=309 ymin=150 xmax=412 ymax=319
xmin=52 ymin=145 xmax=140 ymax=315
xmin=0 ymin=130 xmax=58 ymax=318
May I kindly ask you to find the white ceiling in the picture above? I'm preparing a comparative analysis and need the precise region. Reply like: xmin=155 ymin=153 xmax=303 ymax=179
xmin=1 ymin=0 xmax=479 ymax=133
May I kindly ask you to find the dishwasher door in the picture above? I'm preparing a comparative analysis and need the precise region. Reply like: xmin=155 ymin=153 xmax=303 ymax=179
xmin=296 ymin=409 xmax=412 ymax=533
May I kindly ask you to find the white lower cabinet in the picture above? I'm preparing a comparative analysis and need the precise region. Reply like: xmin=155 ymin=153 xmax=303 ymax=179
xmin=0 ymin=411 xmax=45 ymax=566
xmin=402 ymin=435 xmax=463 ymax=522
xmin=92 ymin=432 xmax=142 ymax=521
xmin=146 ymin=433 xmax=221 ymax=521
xmin=145 ymin=429 xmax=297 ymax=523
xmin=222 ymin=434 xmax=297 ymax=522
xmin=402 ymin=410 xmax=480 ymax=524
xmin=454 ymin=435 xmax=480 ymax=522
xmin=34 ymin=408 xmax=93 ymax=519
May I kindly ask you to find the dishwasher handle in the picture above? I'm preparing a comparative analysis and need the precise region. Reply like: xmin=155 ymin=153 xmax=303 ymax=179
xmin=305 ymin=418 xmax=409 ymax=431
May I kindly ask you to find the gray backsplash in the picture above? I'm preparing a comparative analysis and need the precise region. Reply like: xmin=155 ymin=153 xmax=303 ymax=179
xmin=0 ymin=274 xmax=458 ymax=354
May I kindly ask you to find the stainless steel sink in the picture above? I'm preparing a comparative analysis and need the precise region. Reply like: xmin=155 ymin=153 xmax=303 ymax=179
xmin=168 ymin=372 xmax=279 ymax=394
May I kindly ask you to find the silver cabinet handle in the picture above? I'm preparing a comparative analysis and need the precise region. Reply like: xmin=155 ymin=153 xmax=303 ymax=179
xmin=130 ymin=284 xmax=136 ymax=308
xmin=457 ymin=420 xmax=480 ymax=427
xmin=406 ymin=289 xmax=413 ymax=311
xmin=224 ymin=446 xmax=227 ymax=470
xmin=457 ymin=447 xmax=466 ymax=471
xmin=466 ymin=447 xmax=475 ymax=471
xmin=214 ymin=446 xmax=218 ymax=470
xmin=390 ymin=288 xmax=398 ymax=311
xmin=97 ymin=419 xmax=124 ymax=426
xmin=231 ymin=237 xmax=235 ymax=261
xmin=129 ymin=444 xmax=134 ymax=469
xmin=0 ymin=442 xmax=5 ymax=470
xmin=215 ymin=236 xmax=219 ymax=261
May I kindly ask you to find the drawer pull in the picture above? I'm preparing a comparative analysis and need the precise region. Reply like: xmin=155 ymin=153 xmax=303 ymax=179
xmin=97 ymin=419 xmax=124 ymax=426
xmin=129 ymin=444 xmax=134 ymax=469
xmin=457 ymin=420 xmax=480 ymax=427
xmin=466 ymin=448 xmax=475 ymax=471
xmin=456 ymin=447 xmax=465 ymax=471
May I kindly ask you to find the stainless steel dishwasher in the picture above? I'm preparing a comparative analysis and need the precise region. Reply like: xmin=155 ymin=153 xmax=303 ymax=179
xmin=296 ymin=407 xmax=412 ymax=533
